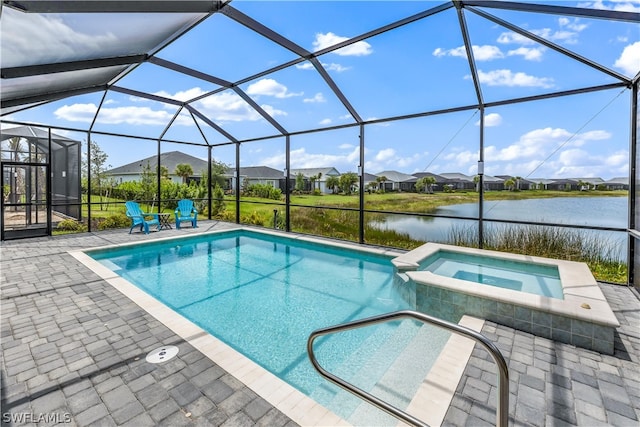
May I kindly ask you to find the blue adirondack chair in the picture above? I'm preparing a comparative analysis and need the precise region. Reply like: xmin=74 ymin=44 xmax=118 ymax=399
xmin=174 ymin=199 xmax=198 ymax=229
xmin=125 ymin=201 xmax=161 ymax=234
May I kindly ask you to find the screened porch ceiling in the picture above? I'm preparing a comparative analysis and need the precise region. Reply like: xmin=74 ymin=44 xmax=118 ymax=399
xmin=1 ymin=0 xmax=639 ymax=148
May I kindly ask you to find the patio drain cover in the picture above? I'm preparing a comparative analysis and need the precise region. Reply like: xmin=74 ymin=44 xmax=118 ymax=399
xmin=146 ymin=345 xmax=179 ymax=364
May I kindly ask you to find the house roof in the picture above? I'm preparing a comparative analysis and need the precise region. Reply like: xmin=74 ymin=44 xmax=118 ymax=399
xmin=232 ymin=166 xmax=284 ymax=179
xmin=363 ymin=173 xmax=378 ymax=182
xmin=570 ymin=177 xmax=605 ymax=183
xmin=402 ymin=172 xmax=445 ymax=183
xmin=439 ymin=172 xmax=473 ymax=182
xmin=483 ymin=175 xmax=505 ymax=183
xmin=374 ymin=170 xmax=416 ymax=182
xmin=495 ymin=175 xmax=536 ymax=184
xmin=290 ymin=167 xmax=340 ymax=178
xmin=605 ymin=177 xmax=629 ymax=184
xmin=106 ymin=151 xmax=208 ymax=175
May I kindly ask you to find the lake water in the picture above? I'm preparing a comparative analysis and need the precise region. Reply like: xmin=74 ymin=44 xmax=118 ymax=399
xmin=370 ymin=196 xmax=628 ymax=260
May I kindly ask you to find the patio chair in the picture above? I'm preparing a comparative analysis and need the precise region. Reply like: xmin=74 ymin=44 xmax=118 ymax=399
xmin=125 ymin=201 xmax=161 ymax=234
xmin=174 ymin=199 xmax=198 ymax=229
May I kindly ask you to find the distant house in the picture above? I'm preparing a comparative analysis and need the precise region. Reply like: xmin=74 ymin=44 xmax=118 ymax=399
xmin=482 ymin=175 xmax=505 ymax=191
xmin=547 ymin=178 xmax=580 ymax=191
xmin=402 ymin=172 xmax=446 ymax=193
xmin=226 ymin=166 xmax=286 ymax=193
xmin=106 ymin=151 xmax=208 ymax=184
xmin=439 ymin=173 xmax=475 ymax=191
xmin=570 ymin=177 xmax=605 ymax=190
xmin=362 ymin=172 xmax=379 ymax=192
xmin=290 ymin=167 xmax=340 ymax=193
xmin=495 ymin=175 xmax=536 ymax=190
xmin=374 ymin=170 xmax=416 ymax=191
xmin=604 ymin=177 xmax=629 ymax=190
xmin=529 ymin=178 xmax=555 ymax=190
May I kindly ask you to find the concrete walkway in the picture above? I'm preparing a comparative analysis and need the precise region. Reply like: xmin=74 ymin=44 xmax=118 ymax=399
xmin=1 ymin=221 xmax=638 ymax=426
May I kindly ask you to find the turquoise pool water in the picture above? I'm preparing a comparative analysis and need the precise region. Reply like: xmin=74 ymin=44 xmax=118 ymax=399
xmin=419 ymin=250 xmax=563 ymax=299
xmin=90 ymin=230 xmax=451 ymax=424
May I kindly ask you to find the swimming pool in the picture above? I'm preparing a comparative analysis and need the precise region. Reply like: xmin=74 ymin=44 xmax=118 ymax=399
xmin=84 ymin=229 xmax=453 ymax=425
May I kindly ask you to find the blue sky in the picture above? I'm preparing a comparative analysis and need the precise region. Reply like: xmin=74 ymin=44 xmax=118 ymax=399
xmin=2 ymin=0 xmax=639 ymax=180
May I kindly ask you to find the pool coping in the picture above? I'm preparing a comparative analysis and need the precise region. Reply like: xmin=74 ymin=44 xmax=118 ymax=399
xmin=392 ymin=242 xmax=620 ymax=329
xmin=69 ymin=226 xmax=484 ymax=427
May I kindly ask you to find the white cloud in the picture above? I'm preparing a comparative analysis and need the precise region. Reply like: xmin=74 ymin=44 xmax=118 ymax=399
xmin=295 ymin=61 xmax=351 ymax=72
xmin=54 ymin=103 xmax=193 ymax=126
xmin=577 ymin=1 xmax=640 ymax=13
xmin=473 ymin=69 xmax=555 ymax=88
xmin=362 ymin=148 xmax=424 ymax=172
xmin=375 ymin=148 xmax=396 ymax=162
xmin=433 ymin=45 xmax=504 ymax=61
xmin=559 ymin=17 xmax=588 ymax=32
xmin=437 ymin=126 xmax=616 ymax=178
xmin=477 ymin=113 xmax=503 ymax=127
xmin=246 ymin=78 xmax=302 ymax=98
xmin=614 ymin=41 xmax=640 ymax=75
xmin=195 ymin=91 xmax=268 ymax=122
xmin=260 ymin=104 xmax=288 ymax=118
xmin=497 ymin=32 xmax=535 ymax=46
xmin=154 ymin=87 xmax=208 ymax=102
xmin=260 ymin=146 xmax=360 ymax=169
xmin=324 ymin=63 xmax=351 ymax=72
xmin=296 ymin=62 xmax=314 ymax=70
xmin=319 ymin=118 xmax=332 ymax=125
xmin=507 ymin=47 xmax=544 ymax=61
xmin=313 ymin=32 xmax=373 ymax=56
xmin=119 ymin=87 xmax=287 ymax=125
xmin=304 ymin=93 xmax=326 ymax=103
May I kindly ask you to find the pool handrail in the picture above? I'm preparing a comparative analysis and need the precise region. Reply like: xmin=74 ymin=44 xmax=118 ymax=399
xmin=307 ymin=310 xmax=509 ymax=427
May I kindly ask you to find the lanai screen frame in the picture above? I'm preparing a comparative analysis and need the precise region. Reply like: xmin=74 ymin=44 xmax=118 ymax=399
xmin=0 ymin=0 xmax=638 ymax=287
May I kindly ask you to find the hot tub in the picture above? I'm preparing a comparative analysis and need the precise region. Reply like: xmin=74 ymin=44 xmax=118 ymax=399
xmin=392 ymin=243 xmax=620 ymax=354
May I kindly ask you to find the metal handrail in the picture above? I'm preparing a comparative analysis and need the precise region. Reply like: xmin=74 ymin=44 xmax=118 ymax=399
xmin=307 ymin=310 xmax=509 ymax=427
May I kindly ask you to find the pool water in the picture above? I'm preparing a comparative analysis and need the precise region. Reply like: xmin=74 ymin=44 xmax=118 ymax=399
xmin=419 ymin=250 xmax=563 ymax=299
xmin=91 ymin=230 xmax=451 ymax=424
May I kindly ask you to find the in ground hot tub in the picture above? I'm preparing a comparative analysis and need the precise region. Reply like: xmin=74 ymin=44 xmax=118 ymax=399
xmin=392 ymin=243 xmax=620 ymax=354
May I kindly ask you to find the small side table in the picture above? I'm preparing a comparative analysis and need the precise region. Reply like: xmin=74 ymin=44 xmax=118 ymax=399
xmin=158 ymin=213 xmax=172 ymax=230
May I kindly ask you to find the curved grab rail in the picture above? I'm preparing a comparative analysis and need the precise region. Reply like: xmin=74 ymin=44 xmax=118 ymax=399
xmin=307 ymin=310 xmax=509 ymax=427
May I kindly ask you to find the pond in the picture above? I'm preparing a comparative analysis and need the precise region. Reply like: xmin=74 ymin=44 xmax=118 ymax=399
xmin=369 ymin=196 xmax=627 ymax=260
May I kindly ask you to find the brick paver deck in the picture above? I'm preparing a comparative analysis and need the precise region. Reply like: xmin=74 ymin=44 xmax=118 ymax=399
xmin=1 ymin=221 xmax=638 ymax=426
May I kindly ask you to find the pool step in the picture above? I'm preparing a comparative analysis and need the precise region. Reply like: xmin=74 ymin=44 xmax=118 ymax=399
xmin=347 ymin=321 xmax=450 ymax=426
xmin=312 ymin=319 xmax=445 ymax=426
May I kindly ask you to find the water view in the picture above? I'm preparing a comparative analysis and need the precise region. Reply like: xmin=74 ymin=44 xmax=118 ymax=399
xmin=370 ymin=196 xmax=627 ymax=259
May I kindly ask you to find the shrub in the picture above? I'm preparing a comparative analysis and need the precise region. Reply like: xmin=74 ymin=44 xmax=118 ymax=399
xmin=212 ymin=185 xmax=226 ymax=217
xmin=241 ymin=211 xmax=265 ymax=225
xmin=56 ymin=219 xmax=87 ymax=232
xmin=97 ymin=213 xmax=131 ymax=230
xmin=244 ymin=183 xmax=282 ymax=200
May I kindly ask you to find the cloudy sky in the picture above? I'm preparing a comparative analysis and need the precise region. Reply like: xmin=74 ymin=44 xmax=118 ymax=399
xmin=2 ymin=0 xmax=639 ymax=179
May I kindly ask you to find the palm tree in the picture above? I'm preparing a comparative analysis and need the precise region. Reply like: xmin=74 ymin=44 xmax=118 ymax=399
xmin=339 ymin=172 xmax=359 ymax=195
xmin=515 ymin=176 xmax=522 ymax=191
xmin=504 ymin=177 xmax=516 ymax=191
xmin=376 ymin=175 xmax=387 ymax=193
xmin=175 ymin=163 xmax=193 ymax=184
xmin=424 ymin=176 xmax=436 ymax=193
xmin=473 ymin=175 xmax=481 ymax=192
xmin=326 ymin=175 xmax=339 ymax=194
